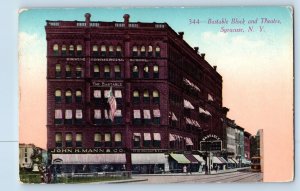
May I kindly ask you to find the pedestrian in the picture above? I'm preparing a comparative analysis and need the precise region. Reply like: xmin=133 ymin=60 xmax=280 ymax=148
xmin=183 ymin=165 xmax=187 ymax=174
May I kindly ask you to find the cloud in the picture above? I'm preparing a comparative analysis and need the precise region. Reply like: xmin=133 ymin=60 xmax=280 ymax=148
xmin=201 ymin=31 xmax=228 ymax=43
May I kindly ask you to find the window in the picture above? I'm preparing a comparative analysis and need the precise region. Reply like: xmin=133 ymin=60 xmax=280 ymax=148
xmin=75 ymin=109 xmax=83 ymax=124
xmin=76 ymin=65 xmax=82 ymax=78
xmin=114 ymin=65 xmax=121 ymax=79
xmin=133 ymin=110 xmax=141 ymax=125
xmin=104 ymin=109 xmax=111 ymax=125
xmin=55 ymin=64 xmax=61 ymax=78
xmin=114 ymin=133 xmax=122 ymax=147
xmin=143 ymin=90 xmax=150 ymax=103
xmin=153 ymin=109 xmax=161 ymax=125
xmin=61 ymin=45 xmax=67 ymax=56
xmin=54 ymin=109 xmax=63 ymax=124
xmin=66 ymin=64 xmax=71 ymax=78
xmin=94 ymin=133 xmax=102 ymax=147
xmin=153 ymin=90 xmax=160 ymax=104
xmin=77 ymin=45 xmax=82 ymax=56
xmin=65 ymin=109 xmax=73 ymax=124
xmin=116 ymin=46 xmax=122 ymax=57
xmin=132 ymin=65 xmax=139 ymax=78
xmin=143 ymin=110 xmax=151 ymax=125
xmin=65 ymin=133 xmax=73 ymax=147
xmin=143 ymin=133 xmax=151 ymax=147
xmin=55 ymin=133 xmax=62 ymax=147
xmin=133 ymin=90 xmax=140 ymax=104
xmin=143 ymin=65 xmax=149 ymax=78
xmin=104 ymin=65 xmax=110 ymax=79
xmin=93 ymin=90 xmax=101 ymax=104
xmin=133 ymin=133 xmax=141 ymax=148
xmin=104 ymin=133 xmax=112 ymax=147
xmin=115 ymin=90 xmax=122 ymax=105
xmin=132 ymin=46 xmax=138 ymax=57
xmin=153 ymin=65 xmax=159 ymax=78
xmin=140 ymin=46 xmax=146 ymax=57
xmin=53 ymin=44 xmax=59 ymax=56
xmin=69 ymin=45 xmax=75 ymax=56
xmin=155 ymin=46 xmax=161 ymax=57
xmin=148 ymin=45 xmax=153 ymax=57
xmin=76 ymin=133 xmax=82 ymax=147
xmin=65 ymin=90 xmax=72 ymax=104
xmin=55 ymin=90 xmax=62 ymax=103
xmin=94 ymin=65 xmax=100 ymax=78
xmin=100 ymin=45 xmax=106 ymax=57
xmin=75 ymin=90 xmax=82 ymax=103
xmin=153 ymin=133 xmax=161 ymax=148
xmin=92 ymin=45 xmax=98 ymax=56
xmin=114 ymin=110 xmax=123 ymax=124
xmin=94 ymin=109 xmax=101 ymax=125
xmin=109 ymin=45 xmax=114 ymax=57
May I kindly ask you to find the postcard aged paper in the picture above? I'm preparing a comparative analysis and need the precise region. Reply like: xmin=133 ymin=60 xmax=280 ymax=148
xmin=19 ymin=7 xmax=293 ymax=183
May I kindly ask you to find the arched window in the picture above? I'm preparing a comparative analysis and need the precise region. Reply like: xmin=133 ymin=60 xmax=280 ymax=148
xmin=143 ymin=65 xmax=149 ymax=78
xmin=76 ymin=45 xmax=82 ymax=56
xmin=53 ymin=44 xmax=59 ymax=56
xmin=148 ymin=45 xmax=153 ymax=57
xmin=109 ymin=45 xmax=114 ymax=57
xmin=155 ymin=46 xmax=161 ymax=57
xmin=76 ymin=133 xmax=82 ymax=147
xmin=93 ymin=65 xmax=100 ymax=78
xmin=55 ymin=64 xmax=61 ymax=78
xmin=75 ymin=90 xmax=82 ymax=103
xmin=55 ymin=90 xmax=62 ymax=103
xmin=140 ymin=46 xmax=146 ymax=57
xmin=132 ymin=65 xmax=139 ymax=78
xmin=132 ymin=46 xmax=138 ymax=57
xmin=104 ymin=65 xmax=110 ymax=79
xmin=116 ymin=45 xmax=122 ymax=57
xmin=65 ymin=133 xmax=73 ymax=147
xmin=114 ymin=133 xmax=122 ymax=147
xmin=94 ymin=133 xmax=102 ymax=147
xmin=100 ymin=45 xmax=106 ymax=57
xmin=143 ymin=90 xmax=150 ymax=103
xmin=153 ymin=65 xmax=159 ymax=78
xmin=61 ymin=44 xmax=67 ymax=56
xmin=153 ymin=90 xmax=160 ymax=104
xmin=133 ymin=90 xmax=140 ymax=104
xmin=55 ymin=133 xmax=62 ymax=147
xmin=65 ymin=90 xmax=72 ymax=104
xmin=69 ymin=45 xmax=75 ymax=56
xmin=92 ymin=45 xmax=98 ymax=56
xmin=76 ymin=65 xmax=82 ymax=78
xmin=114 ymin=65 xmax=121 ymax=79
xmin=66 ymin=64 xmax=71 ymax=78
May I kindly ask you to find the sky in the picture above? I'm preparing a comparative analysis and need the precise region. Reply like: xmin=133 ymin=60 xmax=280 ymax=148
xmin=19 ymin=7 xmax=293 ymax=182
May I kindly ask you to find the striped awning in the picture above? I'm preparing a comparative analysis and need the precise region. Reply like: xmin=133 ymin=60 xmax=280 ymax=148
xmin=52 ymin=154 xmax=126 ymax=164
xmin=170 ymin=153 xmax=190 ymax=164
xmin=193 ymin=155 xmax=205 ymax=164
xmin=185 ymin=137 xmax=194 ymax=146
xmin=212 ymin=157 xmax=223 ymax=164
xmin=184 ymin=100 xmax=195 ymax=109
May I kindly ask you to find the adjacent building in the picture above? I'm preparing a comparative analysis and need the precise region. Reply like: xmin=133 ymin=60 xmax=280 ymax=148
xmin=19 ymin=143 xmax=35 ymax=169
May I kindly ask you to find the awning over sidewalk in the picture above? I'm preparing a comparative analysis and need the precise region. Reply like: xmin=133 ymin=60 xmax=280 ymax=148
xmin=52 ymin=154 xmax=126 ymax=164
xmin=212 ymin=157 xmax=223 ymax=164
xmin=231 ymin=158 xmax=239 ymax=164
xmin=193 ymin=155 xmax=205 ymax=165
xmin=227 ymin=158 xmax=236 ymax=164
xmin=170 ymin=153 xmax=190 ymax=164
xmin=184 ymin=154 xmax=199 ymax=164
xmin=242 ymin=158 xmax=251 ymax=164
xmin=218 ymin=157 xmax=228 ymax=163
xmin=132 ymin=153 xmax=167 ymax=165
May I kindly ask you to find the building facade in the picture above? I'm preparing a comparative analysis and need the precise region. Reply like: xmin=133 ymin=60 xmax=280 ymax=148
xmin=19 ymin=144 xmax=35 ymax=169
xmin=46 ymin=13 xmax=235 ymax=173
xmin=244 ymin=131 xmax=251 ymax=161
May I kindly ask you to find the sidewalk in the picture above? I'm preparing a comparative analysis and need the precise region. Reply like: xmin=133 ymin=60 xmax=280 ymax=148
xmin=87 ymin=177 xmax=148 ymax=184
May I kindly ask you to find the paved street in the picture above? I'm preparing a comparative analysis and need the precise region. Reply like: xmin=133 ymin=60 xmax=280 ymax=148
xmin=129 ymin=171 xmax=263 ymax=183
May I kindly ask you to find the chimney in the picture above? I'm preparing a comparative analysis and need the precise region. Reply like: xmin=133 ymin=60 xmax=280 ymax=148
xmin=213 ymin=66 xmax=217 ymax=70
xmin=194 ymin=47 xmax=199 ymax=53
xmin=178 ymin=32 xmax=184 ymax=39
xmin=123 ymin=14 xmax=130 ymax=27
xmin=200 ymin=53 xmax=205 ymax=59
xmin=84 ymin=13 xmax=91 ymax=26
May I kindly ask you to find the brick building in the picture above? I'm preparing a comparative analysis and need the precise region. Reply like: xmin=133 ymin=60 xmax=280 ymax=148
xmin=244 ymin=131 xmax=251 ymax=161
xmin=46 ymin=13 xmax=227 ymax=173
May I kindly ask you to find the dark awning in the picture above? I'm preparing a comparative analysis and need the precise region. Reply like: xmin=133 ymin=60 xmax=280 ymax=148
xmin=184 ymin=154 xmax=199 ymax=164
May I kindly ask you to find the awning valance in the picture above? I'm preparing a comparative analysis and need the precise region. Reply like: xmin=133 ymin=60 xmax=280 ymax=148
xmin=132 ymin=153 xmax=167 ymax=165
xmin=52 ymin=154 xmax=126 ymax=164
xmin=170 ymin=153 xmax=190 ymax=164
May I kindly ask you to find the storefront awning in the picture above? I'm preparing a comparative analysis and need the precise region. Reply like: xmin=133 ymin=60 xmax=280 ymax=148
xmin=184 ymin=154 xmax=199 ymax=164
xmin=193 ymin=155 xmax=205 ymax=165
xmin=232 ymin=158 xmax=239 ymax=164
xmin=170 ymin=153 xmax=190 ymax=164
xmin=131 ymin=153 xmax=167 ymax=165
xmin=212 ymin=157 xmax=223 ymax=164
xmin=218 ymin=157 xmax=228 ymax=163
xmin=227 ymin=158 xmax=236 ymax=164
xmin=52 ymin=154 xmax=126 ymax=164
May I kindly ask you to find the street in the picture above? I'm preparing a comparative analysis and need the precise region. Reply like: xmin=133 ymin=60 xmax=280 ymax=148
xmin=129 ymin=171 xmax=263 ymax=183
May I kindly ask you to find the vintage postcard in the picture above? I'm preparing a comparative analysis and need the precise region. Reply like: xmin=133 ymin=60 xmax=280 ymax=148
xmin=19 ymin=7 xmax=293 ymax=183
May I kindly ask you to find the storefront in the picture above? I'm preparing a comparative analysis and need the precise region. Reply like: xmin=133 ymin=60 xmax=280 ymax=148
xmin=169 ymin=153 xmax=191 ymax=173
xmin=131 ymin=153 xmax=168 ymax=174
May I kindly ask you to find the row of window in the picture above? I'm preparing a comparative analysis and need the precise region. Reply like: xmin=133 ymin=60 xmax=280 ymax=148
xmin=55 ymin=64 xmax=83 ymax=78
xmin=132 ymin=90 xmax=160 ymax=104
xmin=52 ymin=44 xmax=161 ymax=57
xmin=55 ymin=90 xmax=82 ymax=103
xmin=54 ymin=109 xmax=83 ymax=125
